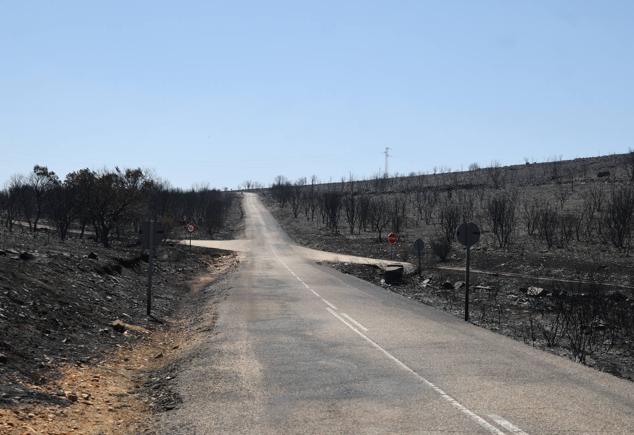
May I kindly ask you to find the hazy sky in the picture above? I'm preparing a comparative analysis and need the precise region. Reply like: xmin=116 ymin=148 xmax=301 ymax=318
xmin=1 ymin=1 xmax=633 ymax=188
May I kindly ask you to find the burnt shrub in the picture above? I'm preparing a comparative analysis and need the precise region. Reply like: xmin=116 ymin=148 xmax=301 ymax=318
xmin=486 ymin=191 xmax=516 ymax=248
xmin=522 ymin=198 xmax=540 ymax=237
xmin=438 ymin=202 xmax=461 ymax=243
xmin=558 ymin=213 xmax=578 ymax=247
xmin=603 ymin=185 xmax=634 ymax=252
xmin=537 ymin=203 xmax=559 ymax=249
xmin=539 ymin=282 xmax=631 ymax=364
xmin=430 ymin=235 xmax=451 ymax=261
xmin=368 ymin=197 xmax=390 ymax=241
xmin=322 ymin=191 xmax=343 ymax=234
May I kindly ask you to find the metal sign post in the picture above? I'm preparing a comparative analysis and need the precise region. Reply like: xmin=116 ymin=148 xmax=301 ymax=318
xmin=413 ymin=238 xmax=424 ymax=276
xmin=147 ymin=221 xmax=154 ymax=316
xmin=141 ymin=221 xmax=164 ymax=317
xmin=387 ymin=232 xmax=398 ymax=259
xmin=465 ymin=242 xmax=470 ymax=321
xmin=456 ymin=222 xmax=481 ymax=322
xmin=186 ymin=223 xmax=196 ymax=249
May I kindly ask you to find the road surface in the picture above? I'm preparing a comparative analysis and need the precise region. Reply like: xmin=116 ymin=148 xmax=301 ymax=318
xmin=159 ymin=193 xmax=634 ymax=434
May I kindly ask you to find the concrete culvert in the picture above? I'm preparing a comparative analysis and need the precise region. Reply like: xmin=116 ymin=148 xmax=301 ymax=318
xmin=383 ymin=265 xmax=404 ymax=285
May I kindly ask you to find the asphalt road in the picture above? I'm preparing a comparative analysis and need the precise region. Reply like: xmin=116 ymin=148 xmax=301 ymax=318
xmin=159 ymin=193 xmax=634 ymax=434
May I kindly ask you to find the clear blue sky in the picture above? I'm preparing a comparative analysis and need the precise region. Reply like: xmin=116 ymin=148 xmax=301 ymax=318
xmin=1 ymin=1 xmax=633 ymax=188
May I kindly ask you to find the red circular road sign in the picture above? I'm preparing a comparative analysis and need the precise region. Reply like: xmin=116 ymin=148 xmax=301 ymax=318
xmin=186 ymin=223 xmax=196 ymax=233
xmin=387 ymin=232 xmax=398 ymax=245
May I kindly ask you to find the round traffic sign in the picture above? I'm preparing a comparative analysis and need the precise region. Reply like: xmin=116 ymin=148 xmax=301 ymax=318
xmin=413 ymin=238 xmax=424 ymax=256
xmin=387 ymin=232 xmax=398 ymax=245
xmin=186 ymin=223 xmax=196 ymax=233
xmin=456 ymin=222 xmax=480 ymax=247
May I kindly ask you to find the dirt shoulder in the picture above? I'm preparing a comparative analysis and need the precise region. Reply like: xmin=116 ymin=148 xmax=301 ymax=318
xmin=0 ymin=226 xmax=239 ymax=434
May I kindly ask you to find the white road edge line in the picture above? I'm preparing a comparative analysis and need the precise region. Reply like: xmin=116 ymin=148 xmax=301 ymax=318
xmin=321 ymin=298 xmax=338 ymax=310
xmin=488 ymin=415 xmax=529 ymax=435
xmin=325 ymin=307 xmax=507 ymax=435
xmin=340 ymin=312 xmax=369 ymax=332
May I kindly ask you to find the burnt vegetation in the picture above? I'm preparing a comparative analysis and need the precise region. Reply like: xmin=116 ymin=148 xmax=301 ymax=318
xmin=266 ymin=153 xmax=634 ymax=256
xmin=0 ymin=165 xmax=235 ymax=247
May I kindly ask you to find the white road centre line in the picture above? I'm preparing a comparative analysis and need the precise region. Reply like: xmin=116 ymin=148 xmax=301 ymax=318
xmin=326 ymin=307 xmax=507 ymax=435
xmin=273 ymin=249 xmax=338 ymax=309
xmin=340 ymin=312 xmax=368 ymax=332
xmin=488 ymin=415 xmax=529 ymax=435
